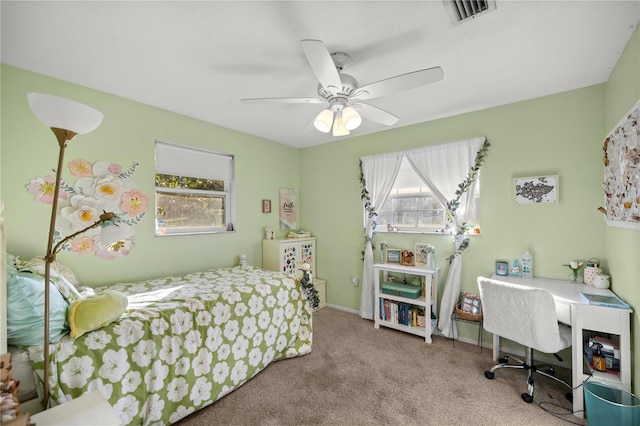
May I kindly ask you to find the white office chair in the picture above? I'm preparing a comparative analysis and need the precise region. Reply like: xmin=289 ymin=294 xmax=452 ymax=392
xmin=477 ymin=276 xmax=572 ymax=403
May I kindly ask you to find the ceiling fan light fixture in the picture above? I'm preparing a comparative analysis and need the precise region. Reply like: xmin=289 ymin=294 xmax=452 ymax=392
xmin=342 ymin=106 xmax=362 ymax=130
xmin=313 ymin=108 xmax=333 ymax=133
xmin=332 ymin=112 xmax=350 ymax=137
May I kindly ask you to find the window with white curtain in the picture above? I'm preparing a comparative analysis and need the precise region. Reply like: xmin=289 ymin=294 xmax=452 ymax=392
xmin=155 ymin=141 xmax=235 ymax=236
xmin=372 ymin=152 xmax=480 ymax=234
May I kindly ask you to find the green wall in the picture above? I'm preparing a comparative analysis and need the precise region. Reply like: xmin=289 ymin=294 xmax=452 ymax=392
xmin=603 ymin=24 xmax=640 ymax=394
xmin=1 ymin=24 xmax=638 ymax=394
xmin=1 ymin=65 xmax=300 ymax=285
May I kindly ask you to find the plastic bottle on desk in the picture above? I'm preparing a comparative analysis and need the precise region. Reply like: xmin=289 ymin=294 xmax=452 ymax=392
xmin=522 ymin=250 xmax=533 ymax=278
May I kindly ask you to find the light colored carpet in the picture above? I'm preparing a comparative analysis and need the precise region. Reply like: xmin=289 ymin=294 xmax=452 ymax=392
xmin=175 ymin=307 xmax=587 ymax=426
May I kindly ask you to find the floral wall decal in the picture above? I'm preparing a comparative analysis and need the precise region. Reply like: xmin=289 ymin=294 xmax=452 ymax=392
xmin=26 ymin=159 xmax=149 ymax=258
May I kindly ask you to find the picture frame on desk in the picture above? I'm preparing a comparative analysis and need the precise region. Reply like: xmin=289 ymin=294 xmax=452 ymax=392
xmin=385 ymin=248 xmax=402 ymax=264
xmin=414 ymin=243 xmax=430 ymax=268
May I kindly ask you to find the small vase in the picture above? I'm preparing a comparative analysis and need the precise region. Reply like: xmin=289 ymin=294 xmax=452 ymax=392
xmin=567 ymin=271 xmax=583 ymax=283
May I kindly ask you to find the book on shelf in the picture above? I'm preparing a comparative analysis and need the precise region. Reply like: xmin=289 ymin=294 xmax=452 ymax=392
xmin=379 ymin=298 xmax=425 ymax=327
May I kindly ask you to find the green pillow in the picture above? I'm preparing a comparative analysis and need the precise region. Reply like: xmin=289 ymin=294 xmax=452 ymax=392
xmin=68 ymin=290 xmax=128 ymax=339
xmin=7 ymin=272 xmax=69 ymax=346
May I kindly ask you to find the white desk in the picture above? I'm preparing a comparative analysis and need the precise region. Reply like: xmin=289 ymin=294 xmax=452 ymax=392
xmin=489 ymin=275 xmax=632 ymax=418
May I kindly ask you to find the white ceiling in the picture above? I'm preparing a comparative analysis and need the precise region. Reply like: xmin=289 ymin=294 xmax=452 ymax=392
xmin=1 ymin=1 xmax=638 ymax=148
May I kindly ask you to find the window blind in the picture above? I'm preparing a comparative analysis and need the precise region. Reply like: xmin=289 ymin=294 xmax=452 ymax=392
xmin=155 ymin=140 xmax=233 ymax=182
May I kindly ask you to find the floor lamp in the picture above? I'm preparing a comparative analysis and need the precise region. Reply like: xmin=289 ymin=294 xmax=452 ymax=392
xmin=28 ymin=93 xmax=132 ymax=408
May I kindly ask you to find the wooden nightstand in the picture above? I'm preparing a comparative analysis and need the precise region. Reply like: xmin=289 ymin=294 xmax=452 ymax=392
xmin=30 ymin=391 xmax=121 ymax=425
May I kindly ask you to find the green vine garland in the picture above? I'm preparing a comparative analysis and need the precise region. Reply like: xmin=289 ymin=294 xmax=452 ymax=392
xmin=446 ymin=140 xmax=491 ymax=262
xmin=359 ymin=159 xmax=377 ymax=260
xmin=300 ymin=269 xmax=320 ymax=312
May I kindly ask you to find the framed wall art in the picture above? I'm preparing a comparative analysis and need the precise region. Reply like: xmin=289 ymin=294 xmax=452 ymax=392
xmin=514 ymin=175 xmax=558 ymax=204
xmin=279 ymin=188 xmax=297 ymax=230
xmin=385 ymin=248 xmax=402 ymax=264
xmin=262 ymin=199 xmax=271 ymax=213
xmin=602 ymin=99 xmax=640 ymax=230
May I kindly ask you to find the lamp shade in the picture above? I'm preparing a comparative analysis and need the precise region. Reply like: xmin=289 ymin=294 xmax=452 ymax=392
xmin=313 ymin=109 xmax=333 ymax=133
xmin=332 ymin=113 xmax=350 ymax=137
xmin=342 ymin=106 xmax=362 ymax=130
xmin=28 ymin=93 xmax=104 ymax=134
xmin=100 ymin=222 xmax=134 ymax=246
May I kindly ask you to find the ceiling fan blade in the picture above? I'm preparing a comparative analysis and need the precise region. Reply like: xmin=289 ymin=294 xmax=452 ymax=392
xmin=300 ymin=39 xmax=342 ymax=94
xmin=353 ymin=67 xmax=444 ymax=100
xmin=240 ymin=97 xmax=324 ymax=104
xmin=354 ymin=103 xmax=400 ymax=126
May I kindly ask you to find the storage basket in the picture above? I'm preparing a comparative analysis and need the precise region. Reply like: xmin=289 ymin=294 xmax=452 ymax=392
xmin=455 ymin=303 xmax=483 ymax=322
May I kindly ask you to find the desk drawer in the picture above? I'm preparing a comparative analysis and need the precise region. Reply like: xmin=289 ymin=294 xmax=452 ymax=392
xmin=556 ymin=301 xmax=572 ymax=325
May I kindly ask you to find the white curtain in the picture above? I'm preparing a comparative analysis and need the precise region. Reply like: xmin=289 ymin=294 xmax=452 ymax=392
xmin=359 ymin=152 xmax=402 ymax=319
xmin=405 ymin=137 xmax=485 ymax=337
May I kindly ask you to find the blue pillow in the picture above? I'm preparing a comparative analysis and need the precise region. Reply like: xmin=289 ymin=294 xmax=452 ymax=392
xmin=7 ymin=271 xmax=70 ymax=346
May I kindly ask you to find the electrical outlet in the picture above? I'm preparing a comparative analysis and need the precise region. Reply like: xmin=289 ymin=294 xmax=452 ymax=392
xmin=351 ymin=277 xmax=359 ymax=287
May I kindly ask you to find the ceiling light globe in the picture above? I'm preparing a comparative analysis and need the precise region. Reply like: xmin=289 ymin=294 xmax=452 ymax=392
xmin=332 ymin=114 xmax=350 ymax=137
xmin=342 ymin=106 xmax=362 ymax=130
xmin=313 ymin=109 xmax=333 ymax=133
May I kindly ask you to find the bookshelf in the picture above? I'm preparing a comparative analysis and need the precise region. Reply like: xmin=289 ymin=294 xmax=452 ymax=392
xmin=373 ymin=263 xmax=438 ymax=343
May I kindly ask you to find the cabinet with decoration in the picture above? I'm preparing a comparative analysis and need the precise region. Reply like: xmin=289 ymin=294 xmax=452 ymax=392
xmin=373 ymin=263 xmax=439 ymax=343
xmin=262 ymin=237 xmax=325 ymax=308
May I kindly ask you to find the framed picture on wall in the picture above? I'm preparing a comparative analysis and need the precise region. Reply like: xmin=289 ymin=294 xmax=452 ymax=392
xmin=514 ymin=175 xmax=558 ymax=204
xmin=279 ymin=188 xmax=297 ymax=230
xmin=385 ymin=248 xmax=402 ymax=264
xmin=262 ymin=199 xmax=271 ymax=213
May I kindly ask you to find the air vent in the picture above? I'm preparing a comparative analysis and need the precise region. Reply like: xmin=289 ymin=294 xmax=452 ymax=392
xmin=443 ymin=0 xmax=496 ymax=24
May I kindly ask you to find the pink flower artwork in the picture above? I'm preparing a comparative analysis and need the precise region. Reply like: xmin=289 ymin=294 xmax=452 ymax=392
xmin=120 ymin=190 xmax=150 ymax=216
xmin=27 ymin=159 xmax=146 ymax=259
xmin=71 ymin=236 xmax=95 ymax=255
xmin=94 ymin=234 xmax=133 ymax=259
xmin=26 ymin=175 xmax=68 ymax=204
xmin=68 ymin=159 xmax=93 ymax=177
xmin=107 ymin=163 xmax=122 ymax=174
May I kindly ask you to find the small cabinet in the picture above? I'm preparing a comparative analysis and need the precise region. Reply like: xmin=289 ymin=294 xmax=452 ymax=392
xmin=263 ymin=237 xmax=325 ymax=309
xmin=373 ymin=263 xmax=439 ymax=343
xmin=262 ymin=237 xmax=316 ymax=277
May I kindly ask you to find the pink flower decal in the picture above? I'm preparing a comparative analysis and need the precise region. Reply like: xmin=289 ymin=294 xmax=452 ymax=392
xmin=120 ymin=190 xmax=149 ymax=216
xmin=71 ymin=236 xmax=95 ymax=255
xmin=68 ymin=159 xmax=93 ymax=177
xmin=26 ymin=175 xmax=68 ymax=204
xmin=94 ymin=234 xmax=133 ymax=259
xmin=108 ymin=163 xmax=122 ymax=175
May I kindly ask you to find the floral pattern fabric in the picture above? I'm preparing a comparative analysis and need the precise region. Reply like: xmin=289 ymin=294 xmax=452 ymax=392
xmin=28 ymin=266 xmax=313 ymax=425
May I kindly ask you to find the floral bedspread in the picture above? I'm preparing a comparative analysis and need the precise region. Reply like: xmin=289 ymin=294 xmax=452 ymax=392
xmin=28 ymin=265 xmax=313 ymax=425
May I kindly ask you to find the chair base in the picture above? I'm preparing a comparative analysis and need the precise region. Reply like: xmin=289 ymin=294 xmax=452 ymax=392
xmin=484 ymin=348 xmax=572 ymax=403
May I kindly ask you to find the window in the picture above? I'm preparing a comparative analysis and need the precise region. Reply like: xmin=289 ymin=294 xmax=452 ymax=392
xmin=155 ymin=141 xmax=234 ymax=236
xmin=377 ymin=156 xmax=479 ymax=233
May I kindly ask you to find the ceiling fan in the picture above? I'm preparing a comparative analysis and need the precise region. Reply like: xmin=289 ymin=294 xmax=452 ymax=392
xmin=240 ymin=39 xmax=444 ymax=137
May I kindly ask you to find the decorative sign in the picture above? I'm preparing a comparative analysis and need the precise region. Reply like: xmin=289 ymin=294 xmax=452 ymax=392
xmin=279 ymin=188 xmax=297 ymax=230
xmin=514 ymin=175 xmax=558 ymax=204
xmin=602 ymin=99 xmax=640 ymax=229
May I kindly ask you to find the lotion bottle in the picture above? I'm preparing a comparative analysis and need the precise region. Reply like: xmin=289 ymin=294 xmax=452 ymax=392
xmin=522 ymin=250 xmax=533 ymax=278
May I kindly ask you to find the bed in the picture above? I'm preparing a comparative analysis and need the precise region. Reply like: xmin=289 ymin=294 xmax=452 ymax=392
xmin=6 ymin=255 xmax=313 ymax=425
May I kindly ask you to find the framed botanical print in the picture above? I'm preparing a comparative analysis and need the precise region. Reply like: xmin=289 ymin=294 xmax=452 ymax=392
xmin=514 ymin=175 xmax=558 ymax=204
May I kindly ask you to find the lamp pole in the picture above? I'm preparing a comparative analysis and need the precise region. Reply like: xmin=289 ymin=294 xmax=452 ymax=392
xmin=42 ymin=128 xmax=77 ymax=408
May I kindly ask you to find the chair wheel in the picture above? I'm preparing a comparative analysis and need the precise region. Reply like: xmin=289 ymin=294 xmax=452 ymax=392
xmin=499 ymin=357 xmax=508 ymax=364
xmin=484 ymin=371 xmax=494 ymax=379
xmin=521 ymin=393 xmax=534 ymax=403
